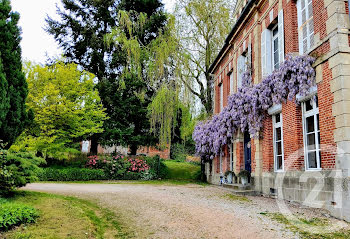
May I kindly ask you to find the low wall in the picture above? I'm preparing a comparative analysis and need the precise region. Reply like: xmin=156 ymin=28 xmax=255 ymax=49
xmin=252 ymin=170 xmax=350 ymax=222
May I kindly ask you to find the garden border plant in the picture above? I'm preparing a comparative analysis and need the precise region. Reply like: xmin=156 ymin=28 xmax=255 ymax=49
xmin=193 ymin=55 xmax=316 ymax=159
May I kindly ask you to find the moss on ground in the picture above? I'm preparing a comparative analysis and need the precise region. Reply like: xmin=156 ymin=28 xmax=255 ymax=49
xmin=221 ymin=193 xmax=251 ymax=202
xmin=262 ymin=212 xmax=350 ymax=239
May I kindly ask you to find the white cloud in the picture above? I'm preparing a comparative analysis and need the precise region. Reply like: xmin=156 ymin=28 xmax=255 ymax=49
xmin=11 ymin=0 xmax=174 ymax=64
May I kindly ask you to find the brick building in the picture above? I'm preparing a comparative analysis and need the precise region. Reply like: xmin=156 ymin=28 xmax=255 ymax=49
xmin=208 ymin=0 xmax=350 ymax=221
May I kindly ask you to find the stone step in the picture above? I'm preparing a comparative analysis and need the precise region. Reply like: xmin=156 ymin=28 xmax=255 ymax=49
xmin=222 ymin=183 xmax=251 ymax=191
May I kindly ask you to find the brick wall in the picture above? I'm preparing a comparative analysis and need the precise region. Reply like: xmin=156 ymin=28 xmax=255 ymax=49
xmin=211 ymin=0 xmax=339 ymax=178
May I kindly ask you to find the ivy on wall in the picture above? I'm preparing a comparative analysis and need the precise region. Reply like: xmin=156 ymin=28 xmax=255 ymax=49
xmin=193 ymin=55 xmax=316 ymax=158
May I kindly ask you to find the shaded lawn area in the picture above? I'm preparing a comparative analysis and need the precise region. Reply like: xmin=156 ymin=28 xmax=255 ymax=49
xmin=1 ymin=191 xmax=130 ymax=239
xmin=164 ymin=160 xmax=201 ymax=180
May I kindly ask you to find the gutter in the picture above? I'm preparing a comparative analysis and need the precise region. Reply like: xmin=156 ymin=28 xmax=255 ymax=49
xmin=209 ymin=0 xmax=258 ymax=74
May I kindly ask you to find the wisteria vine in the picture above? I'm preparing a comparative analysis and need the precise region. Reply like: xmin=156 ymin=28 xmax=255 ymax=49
xmin=193 ymin=54 xmax=316 ymax=159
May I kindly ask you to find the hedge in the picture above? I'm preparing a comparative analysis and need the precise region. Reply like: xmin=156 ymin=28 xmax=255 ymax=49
xmin=37 ymin=168 xmax=107 ymax=181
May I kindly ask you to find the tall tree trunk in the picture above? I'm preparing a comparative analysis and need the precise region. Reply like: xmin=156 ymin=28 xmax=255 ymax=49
xmin=130 ymin=144 xmax=138 ymax=155
xmin=90 ymin=134 xmax=99 ymax=155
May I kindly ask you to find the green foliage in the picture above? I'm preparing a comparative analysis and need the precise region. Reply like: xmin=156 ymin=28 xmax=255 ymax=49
xmin=46 ymin=0 xmax=168 ymax=155
xmin=148 ymin=86 xmax=180 ymax=148
xmin=174 ymin=0 xmax=236 ymax=113
xmin=164 ymin=160 xmax=201 ymax=180
xmin=143 ymin=155 xmax=168 ymax=179
xmin=37 ymin=168 xmax=107 ymax=182
xmin=11 ymin=62 xmax=107 ymax=160
xmin=0 ymin=201 xmax=39 ymax=231
xmin=170 ymin=143 xmax=187 ymax=162
xmin=97 ymin=73 xmax=157 ymax=155
xmin=0 ymin=150 xmax=44 ymax=195
xmin=0 ymin=0 xmax=32 ymax=147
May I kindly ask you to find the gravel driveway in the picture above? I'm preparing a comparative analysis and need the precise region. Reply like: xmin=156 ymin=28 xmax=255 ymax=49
xmin=23 ymin=182 xmax=344 ymax=239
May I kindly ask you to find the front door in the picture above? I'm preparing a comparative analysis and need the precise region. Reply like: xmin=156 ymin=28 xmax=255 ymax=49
xmin=244 ymin=131 xmax=251 ymax=172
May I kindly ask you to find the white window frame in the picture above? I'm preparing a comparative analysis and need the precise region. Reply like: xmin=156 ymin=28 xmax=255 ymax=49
xmin=229 ymin=142 xmax=234 ymax=171
xmin=273 ymin=113 xmax=284 ymax=172
xmin=297 ymin=0 xmax=314 ymax=54
xmin=219 ymin=83 xmax=223 ymax=112
xmin=229 ymin=73 xmax=234 ymax=95
xmin=302 ymin=96 xmax=321 ymax=171
xmin=272 ymin=24 xmax=280 ymax=70
xmin=219 ymin=153 xmax=223 ymax=174
xmin=237 ymin=55 xmax=247 ymax=89
xmin=261 ymin=10 xmax=284 ymax=78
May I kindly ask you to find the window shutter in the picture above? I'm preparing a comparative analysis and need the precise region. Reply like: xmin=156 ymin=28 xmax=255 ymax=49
xmin=237 ymin=56 xmax=242 ymax=89
xmin=230 ymin=73 xmax=234 ymax=94
xmin=247 ymin=43 xmax=252 ymax=71
xmin=297 ymin=0 xmax=304 ymax=54
xmin=307 ymin=0 xmax=314 ymax=48
xmin=278 ymin=10 xmax=285 ymax=64
xmin=261 ymin=29 xmax=272 ymax=78
xmin=261 ymin=30 xmax=266 ymax=78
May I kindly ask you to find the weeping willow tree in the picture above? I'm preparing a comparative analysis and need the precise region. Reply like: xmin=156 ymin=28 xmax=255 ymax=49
xmin=148 ymin=85 xmax=180 ymax=149
xmin=105 ymin=10 xmax=178 ymax=90
xmin=105 ymin=10 xmax=183 ymax=149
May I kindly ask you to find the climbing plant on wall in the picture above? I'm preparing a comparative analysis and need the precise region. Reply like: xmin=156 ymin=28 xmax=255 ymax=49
xmin=192 ymin=54 xmax=316 ymax=158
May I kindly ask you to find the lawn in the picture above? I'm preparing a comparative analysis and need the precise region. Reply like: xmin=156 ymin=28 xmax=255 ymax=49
xmin=0 ymin=191 xmax=130 ymax=239
xmin=164 ymin=160 xmax=201 ymax=180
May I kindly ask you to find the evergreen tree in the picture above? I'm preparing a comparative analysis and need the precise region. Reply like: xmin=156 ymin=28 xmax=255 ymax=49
xmin=0 ymin=0 xmax=31 ymax=148
xmin=46 ymin=0 xmax=167 ymax=154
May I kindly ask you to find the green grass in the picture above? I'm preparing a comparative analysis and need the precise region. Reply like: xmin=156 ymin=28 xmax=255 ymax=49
xmin=164 ymin=160 xmax=201 ymax=180
xmin=221 ymin=193 xmax=251 ymax=202
xmin=1 ymin=191 xmax=130 ymax=239
xmin=262 ymin=212 xmax=350 ymax=239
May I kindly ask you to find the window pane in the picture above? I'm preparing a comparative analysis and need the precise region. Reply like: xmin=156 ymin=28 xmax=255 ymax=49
xmin=317 ymin=114 xmax=320 ymax=131
xmin=275 ymin=113 xmax=280 ymax=123
xmin=306 ymin=116 xmax=315 ymax=133
xmin=318 ymin=131 xmax=320 ymax=146
xmin=277 ymin=141 xmax=282 ymax=155
xmin=308 ymin=0 xmax=313 ymax=18
xmin=302 ymin=9 xmax=306 ymax=24
xmin=273 ymin=26 xmax=278 ymax=36
xmin=277 ymin=156 xmax=283 ymax=170
xmin=305 ymin=99 xmax=313 ymax=111
xmin=276 ymin=127 xmax=282 ymax=141
xmin=308 ymin=151 xmax=317 ymax=168
xmin=309 ymin=19 xmax=314 ymax=47
xmin=307 ymin=133 xmax=316 ymax=150
xmin=315 ymin=96 xmax=318 ymax=108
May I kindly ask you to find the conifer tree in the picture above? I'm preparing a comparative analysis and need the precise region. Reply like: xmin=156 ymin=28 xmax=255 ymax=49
xmin=0 ymin=0 xmax=31 ymax=147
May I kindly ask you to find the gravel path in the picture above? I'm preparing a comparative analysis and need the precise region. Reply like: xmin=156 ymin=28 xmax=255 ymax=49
xmin=23 ymin=183 xmax=346 ymax=239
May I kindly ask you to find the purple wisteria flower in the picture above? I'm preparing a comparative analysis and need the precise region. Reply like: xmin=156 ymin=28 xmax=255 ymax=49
xmin=193 ymin=54 xmax=316 ymax=157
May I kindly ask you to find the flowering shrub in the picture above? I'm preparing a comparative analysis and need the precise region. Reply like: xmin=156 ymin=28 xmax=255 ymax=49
xmin=193 ymin=55 xmax=316 ymax=158
xmin=86 ymin=155 xmax=105 ymax=169
xmin=127 ymin=157 xmax=150 ymax=173
xmin=84 ymin=155 xmax=162 ymax=180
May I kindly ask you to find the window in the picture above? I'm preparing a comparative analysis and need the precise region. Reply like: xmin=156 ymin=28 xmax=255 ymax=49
xmin=229 ymin=143 xmax=234 ymax=171
xmin=272 ymin=25 xmax=280 ymax=70
xmin=302 ymin=96 xmax=321 ymax=170
xmin=220 ymin=83 xmax=223 ymax=112
xmin=230 ymin=73 xmax=234 ymax=95
xmin=297 ymin=0 xmax=314 ymax=54
xmin=237 ymin=54 xmax=247 ymax=89
xmin=261 ymin=10 xmax=285 ymax=78
xmin=273 ymin=113 xmax=284 ymax=171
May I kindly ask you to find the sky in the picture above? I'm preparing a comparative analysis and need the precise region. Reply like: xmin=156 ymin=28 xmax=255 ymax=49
xmin=11 ymin=0 xmax=176 ymax=64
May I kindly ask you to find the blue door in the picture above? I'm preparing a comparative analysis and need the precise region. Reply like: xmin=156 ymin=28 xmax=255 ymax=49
xmin=244 ymin=131 xmax=251 ymax=172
